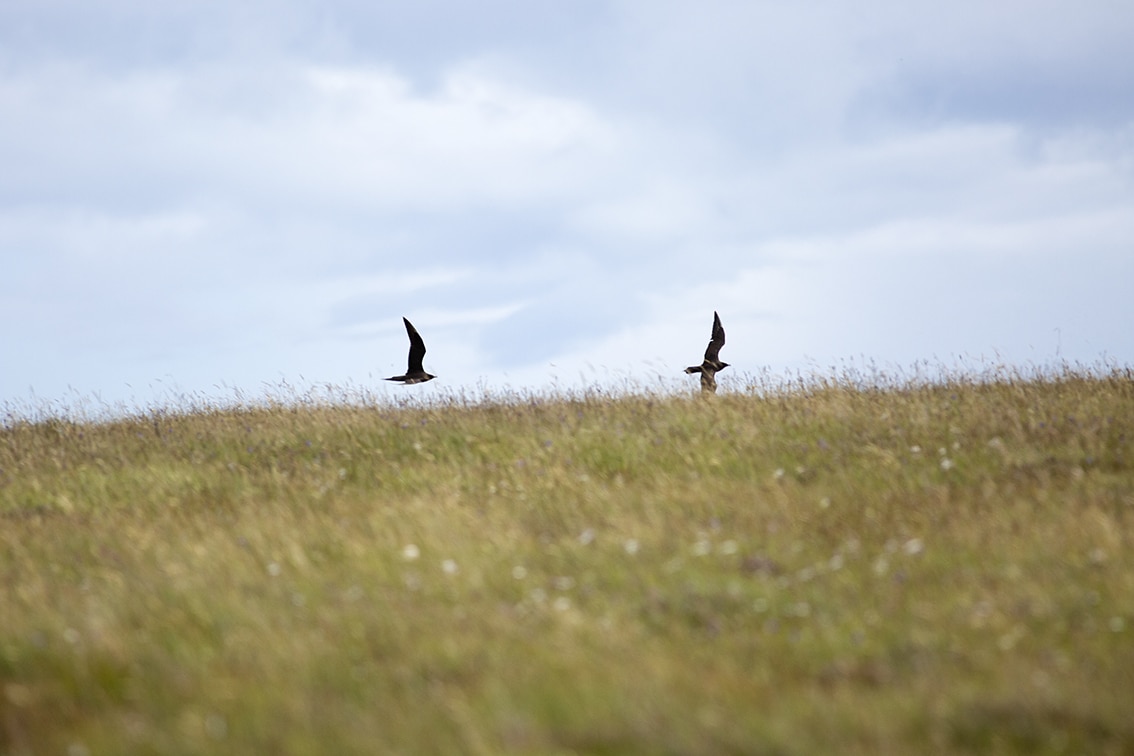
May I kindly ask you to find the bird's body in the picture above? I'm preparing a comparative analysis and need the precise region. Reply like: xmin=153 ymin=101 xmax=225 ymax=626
xmin=684 ymin=311 xmax=729 ymax=394
xmin=386 ymin=317 xmax=436 ymax=384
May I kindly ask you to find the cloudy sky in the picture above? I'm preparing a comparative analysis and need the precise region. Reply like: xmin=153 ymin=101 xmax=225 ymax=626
xmin=3 ymin=0 xmax=1132 ymax=413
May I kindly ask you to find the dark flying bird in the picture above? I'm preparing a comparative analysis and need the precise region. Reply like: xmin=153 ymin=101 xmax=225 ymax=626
xmin=684 ymin=311 xmax=729 ymax=393
xmin=385 ymin=317 xmax=436 ymax=384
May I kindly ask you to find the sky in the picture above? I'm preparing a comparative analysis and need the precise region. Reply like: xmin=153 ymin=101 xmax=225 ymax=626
xmin=3 ymin=0 xmax=1133 ymax=415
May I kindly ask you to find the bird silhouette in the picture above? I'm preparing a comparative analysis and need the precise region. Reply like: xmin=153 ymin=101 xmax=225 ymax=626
xmin=385 ymin=317 xmax=436 ymax=384
xmin=684 ymin=311 xmax=729 ymax=393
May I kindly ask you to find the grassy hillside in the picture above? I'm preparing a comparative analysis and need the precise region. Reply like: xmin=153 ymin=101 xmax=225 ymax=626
xmin=2 ymin=369 xmax=1133 ymax=754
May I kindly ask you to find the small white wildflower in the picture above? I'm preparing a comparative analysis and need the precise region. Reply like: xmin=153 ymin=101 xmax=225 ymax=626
xmin=267 ymin=562 xmax=282 ymax=577
xmin=718 ymin=540 xmax=738 ymax=555
xmin=623 ymin=538 xmax=640 ymax=555
xmin=940 ymin=458 xmax=955 ymax=471
xmin=401 ymin=544 xmax=420 ymax=561
xmin=579 ymin=528 xmax=596 ymax=546
xmin=205 ymin=713 xmax=228 ymax=740
xmin=910 ymin=445 xmax=922 ymax=454
xmin=692 ymin=539 xmax=712 ymax=556
xmin=553 ymin=596 xmax=571 ymax=612
xmin=441 ymin=559 xmax=458 ymax=575
xmin=873 ymin=556 xmax=889 ymax=576
xmin=828 ymin=553 xmax=845 ymax=571
xmin=511 ymin=565 xmax=528 ymax=580
xmin=902 ymin=538 xmax=925 ymax=556
xmin=819 ymin=497 xmax=831 ymax=509
xmin=998 ymin=627 xmax=1024 ymax=651
xmin=773 ymin=468 xmax=786 ymax=481
xmin=1109 ymin=617 xmax=1126 ymax=633
xmin=338 ymin=468 xmax=347 ymax=480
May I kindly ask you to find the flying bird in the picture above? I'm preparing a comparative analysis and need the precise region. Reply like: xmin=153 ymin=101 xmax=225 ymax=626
xmin=684 ymin=311 xmax=729 ymax=393
xmin=385 ymin=317 xmax=436 ymax=384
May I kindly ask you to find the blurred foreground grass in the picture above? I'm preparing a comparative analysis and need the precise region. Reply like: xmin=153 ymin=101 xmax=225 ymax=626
xmin=2 ymin=368 xmax=1133 ymax=754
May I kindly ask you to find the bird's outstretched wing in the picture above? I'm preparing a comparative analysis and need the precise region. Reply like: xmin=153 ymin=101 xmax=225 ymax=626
xmin=703 ymin=311 xmax=725 ymax=363
xmin=404 ymin=317 xmax=427 ymax=373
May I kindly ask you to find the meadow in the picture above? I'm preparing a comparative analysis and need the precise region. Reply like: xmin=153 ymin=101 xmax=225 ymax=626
xmin=2 ymin=366 xmax=1132 ymax=755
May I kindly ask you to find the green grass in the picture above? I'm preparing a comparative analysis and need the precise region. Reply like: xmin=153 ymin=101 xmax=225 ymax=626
xmin=2 ymin=368 xmax=1133 ymax=754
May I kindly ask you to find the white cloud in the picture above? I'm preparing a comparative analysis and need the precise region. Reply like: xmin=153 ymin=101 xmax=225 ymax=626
xmin=0 ymin=59 xmax=627 ymax=215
